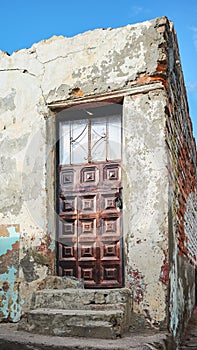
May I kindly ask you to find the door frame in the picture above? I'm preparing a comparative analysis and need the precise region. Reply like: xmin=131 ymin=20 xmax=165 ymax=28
xmin=54 ymin=100 xmax=125 ymax=288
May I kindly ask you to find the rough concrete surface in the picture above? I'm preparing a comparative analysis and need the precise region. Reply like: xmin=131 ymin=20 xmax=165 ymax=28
xmin=0 ymin=323 xmax=173 ymax=350
xmin=18 ymin=288 xmax=132 ymax=339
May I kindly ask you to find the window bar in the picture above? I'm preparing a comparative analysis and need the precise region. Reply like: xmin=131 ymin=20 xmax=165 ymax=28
xmin=69 ymin=121 xmax=72 ymax=164
xmin=59 ymin=125 xmax=62 ymax=164
xmin=106 ymin=118 xmax=109 ymax=161
xmin=88 ymin=119 xmax=92 ymax=163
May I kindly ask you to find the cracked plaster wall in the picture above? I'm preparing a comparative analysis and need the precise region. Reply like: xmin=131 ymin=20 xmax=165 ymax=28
xmin=0 ymin=64 xmax=52 ymax=319
xmin=0 ymin=16 xmax=169 ymax=322
xmin=0 ymin=15 xmax=196 ymax=341
xmin=0 ymin=17 xmax=166 ymax=105
xmin=123 ymin=91 xmax=169 ymax=328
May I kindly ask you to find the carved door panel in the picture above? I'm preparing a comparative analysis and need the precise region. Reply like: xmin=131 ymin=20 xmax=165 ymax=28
xmin=57 ymin=104 xmax=123 ymax=288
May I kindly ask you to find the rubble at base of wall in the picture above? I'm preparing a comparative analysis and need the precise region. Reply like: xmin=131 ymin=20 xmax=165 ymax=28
xmin=36 ymin=275 xmax=84 ymax=290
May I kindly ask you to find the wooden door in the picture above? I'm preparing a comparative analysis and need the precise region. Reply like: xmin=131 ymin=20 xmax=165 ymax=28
xmin=57 ymin=104 xmax=123 ymax=288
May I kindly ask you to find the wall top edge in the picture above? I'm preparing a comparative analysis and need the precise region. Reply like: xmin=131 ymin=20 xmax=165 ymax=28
xmin=48 ymin=81 xmax=164 ymax=110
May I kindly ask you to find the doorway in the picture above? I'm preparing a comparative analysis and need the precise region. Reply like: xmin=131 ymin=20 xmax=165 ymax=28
xmin=56 ymin=103 xmax=123 ymax=288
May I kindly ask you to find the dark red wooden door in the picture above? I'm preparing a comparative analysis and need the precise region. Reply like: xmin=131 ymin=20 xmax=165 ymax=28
xmin=57 ymin=104 xmax=123 ymax=288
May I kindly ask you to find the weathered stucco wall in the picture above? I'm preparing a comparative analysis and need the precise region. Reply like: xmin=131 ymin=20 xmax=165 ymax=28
xmin=0 ymin=15 xmax=196 ymax=342
xmin=0 ymin=57 xmax=54 ymax=319
xmin=123 ymin=90 xmax=169 ymax=328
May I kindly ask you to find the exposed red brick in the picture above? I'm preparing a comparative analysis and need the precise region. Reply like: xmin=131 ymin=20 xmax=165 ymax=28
xmin=160 ymin=250 xmax=169 ymax=285
xmin=136 ymin=75 xmax=168 ymax=88
xmin=156 ymin=63 xmax=167 ymax=73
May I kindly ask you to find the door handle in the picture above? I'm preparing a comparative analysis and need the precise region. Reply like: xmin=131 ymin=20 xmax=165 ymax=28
xmin=115 ymin=188 xmax=123 ymax=209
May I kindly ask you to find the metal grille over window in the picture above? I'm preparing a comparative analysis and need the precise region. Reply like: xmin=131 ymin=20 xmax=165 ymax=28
xmin=59 ymin=109 xmax=121 ymax=165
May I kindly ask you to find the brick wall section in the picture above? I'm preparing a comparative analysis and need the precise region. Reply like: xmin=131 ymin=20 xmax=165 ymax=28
xmin=166 ymin=104 xmax=197 ymax=261
xmin=165 ymin=21 xmax=197 ymax=263
xmin=163 ymin=20 xmax=197 ymax=339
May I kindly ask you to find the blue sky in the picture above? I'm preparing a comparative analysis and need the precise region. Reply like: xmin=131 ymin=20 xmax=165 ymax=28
xmin=0 ymin=0 xmax=197 ymax=140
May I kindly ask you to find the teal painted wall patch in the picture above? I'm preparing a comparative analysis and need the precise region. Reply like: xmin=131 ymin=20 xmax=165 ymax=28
xmin=0 ymin=225 xmax=22 ymax=322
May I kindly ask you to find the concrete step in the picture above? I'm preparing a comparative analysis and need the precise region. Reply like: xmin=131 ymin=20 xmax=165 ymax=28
xmin=18 ymin=308 xmax=125 ymax=339
xmin=19 ymin=288 xmax=132 ymax=339
xmin=32 ymin=288 xmax=131 ymax=310
xmin=0 ymin=323 xmax=174 ymax=350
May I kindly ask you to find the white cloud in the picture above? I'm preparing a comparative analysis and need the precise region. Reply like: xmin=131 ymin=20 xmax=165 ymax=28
xmin=186 ymin=81 xmax=197 ymax=92
xmin=129 ymin=5 xmax=151 ymax=18
xmin=130 ymin=6 xmax=144 ymax=15
xmin=190 ymin=26 xmax=197 ymax=51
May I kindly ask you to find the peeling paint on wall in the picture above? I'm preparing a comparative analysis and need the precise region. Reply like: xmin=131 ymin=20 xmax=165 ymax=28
xmin=185 ymin=192 xmax=197 ymax=263
xmin=127 ymin=268 xmax=146 ymax=304
xmin=123 ymin=90 xmax=169 ymax=328
xmin=0 ymin=88 xmax=16 ymax=113
xmin=20 ymin=233 xmax=54 ymax=283
xmin=160 ymin=249 xmax=169 ymax=285
xmin=169 ymin=245 xmax=184 ymax=337
xmin=0 ymin=16 xmax=196 ymax=343
xmin=0 ymin=225 xmax=23 ymax=322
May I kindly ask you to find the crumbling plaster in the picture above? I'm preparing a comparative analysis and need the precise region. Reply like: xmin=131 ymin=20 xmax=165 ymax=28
xmin=0 ymin=67 xmax=51 ymax=320
xmin=163 ymin=20 xmax=197 ymax=341
xmin=0 ymin=18 xmax=165 ymax=105
xmin=0 ymin=225 xmax=22 ymax=322
xmin=0 ymin=16 xmax=196 ymax=342
xmin=123 ymin=91 xmax=169 ymax=326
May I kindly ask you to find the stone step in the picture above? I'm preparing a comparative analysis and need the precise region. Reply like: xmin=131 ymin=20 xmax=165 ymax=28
xmin=19 ymin=288 xmax=132 ymax=339
xmin=18 ymin=308 xmax=125 ymax=339
xmin=32 ymin=288 xmax=131 ymax=310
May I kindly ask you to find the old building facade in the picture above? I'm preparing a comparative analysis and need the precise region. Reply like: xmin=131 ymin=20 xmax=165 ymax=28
xmin=0 ymin=16 xmax=196 ymax=342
